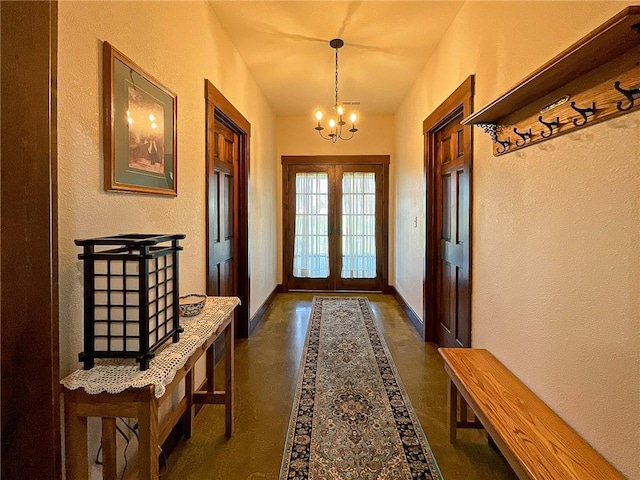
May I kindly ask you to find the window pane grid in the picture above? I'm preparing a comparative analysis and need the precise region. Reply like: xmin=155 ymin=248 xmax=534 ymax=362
xmin=342 ymin=172 xmax=376 ymax=279
xmin=293 ymin=172 xmax=330 ymax=278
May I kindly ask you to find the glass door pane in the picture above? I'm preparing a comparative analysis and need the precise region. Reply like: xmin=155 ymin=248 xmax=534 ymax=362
xmin=293 ymin=172 xmax=329 ymax=278
xmin=341 ymin=172 xmax=376 ymax=279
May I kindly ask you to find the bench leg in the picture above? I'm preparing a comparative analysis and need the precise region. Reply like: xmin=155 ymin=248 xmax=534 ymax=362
xmin=460 ymin=399 xmax=468 ymax=423
xmin=448 ymin=378 xmax=458 ymax=443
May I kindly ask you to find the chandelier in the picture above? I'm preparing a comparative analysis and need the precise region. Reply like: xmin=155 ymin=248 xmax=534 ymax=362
xmin=314 ymin=38 xmax=358 ymax=142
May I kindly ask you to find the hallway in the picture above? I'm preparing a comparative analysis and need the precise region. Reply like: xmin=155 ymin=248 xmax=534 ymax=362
xmin=162 ymin=293 xmax=517 ymax=479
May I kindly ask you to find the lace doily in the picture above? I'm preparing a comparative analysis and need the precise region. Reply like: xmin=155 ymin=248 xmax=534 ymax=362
xmin=61 ymin=296 xmax=240 ymax=398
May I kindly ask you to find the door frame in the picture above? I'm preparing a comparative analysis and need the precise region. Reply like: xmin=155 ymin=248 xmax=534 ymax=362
xmin=205 ymin=80 xmax=251 ymax=337
xmin=281 ymin=155 xmax=390 ymax=292
xmin=1 ymin=2 xmax=61 ymax=478
xmin=423 ymin=76 xmax=474 ymax=344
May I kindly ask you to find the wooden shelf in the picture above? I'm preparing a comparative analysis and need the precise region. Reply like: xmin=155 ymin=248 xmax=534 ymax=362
xmin=464 ymin=6 xmax=640 ymax=156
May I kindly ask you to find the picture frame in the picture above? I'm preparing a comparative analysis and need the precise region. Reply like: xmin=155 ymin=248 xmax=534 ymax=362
xmin=103 ymin=41 xmax=177 ymax=195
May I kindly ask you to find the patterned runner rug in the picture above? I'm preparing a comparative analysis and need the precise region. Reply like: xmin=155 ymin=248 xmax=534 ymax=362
xmin=280 ymin=297 xmax=442 ymax=480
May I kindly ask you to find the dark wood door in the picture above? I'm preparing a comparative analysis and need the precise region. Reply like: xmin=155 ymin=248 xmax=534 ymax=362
xmin=207 ymin=121 xmax=237 ymax=297
xmin=436 ymin=115 xmax=470 ymax=347
xmin=205 ymin=80 xmax=251 ymax=336
xmin=283 ymin=159 xmax=388 ymax=291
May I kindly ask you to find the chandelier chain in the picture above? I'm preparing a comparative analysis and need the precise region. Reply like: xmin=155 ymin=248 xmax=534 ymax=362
xmin=334 ymin=46 xmax=339 ymax=106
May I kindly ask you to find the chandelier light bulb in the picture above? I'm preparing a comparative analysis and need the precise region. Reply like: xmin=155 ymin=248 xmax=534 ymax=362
xmin=149 ymin=113 xmax=155 ymax=122
xmin=329 ymin=119 xmax=336 ymax=129
xmin=350 ymin=113 xmax=357 ymax=123
xmin=315 ymin=111 xmax=323 ymax=121
xmin=337 ymin=105 xmax=344 ymax=116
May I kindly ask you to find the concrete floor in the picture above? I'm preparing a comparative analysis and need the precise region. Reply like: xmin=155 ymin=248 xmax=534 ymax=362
xmin=162 ymin=293 xmax=517 ymax=480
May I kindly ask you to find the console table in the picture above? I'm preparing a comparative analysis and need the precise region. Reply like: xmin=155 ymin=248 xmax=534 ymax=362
xmin=61 ymin=296 xmax=240 ymax=480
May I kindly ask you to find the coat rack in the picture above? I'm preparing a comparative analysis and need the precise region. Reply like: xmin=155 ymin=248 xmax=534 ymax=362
xmin=464 ymin=6 xmax=640 ymax=156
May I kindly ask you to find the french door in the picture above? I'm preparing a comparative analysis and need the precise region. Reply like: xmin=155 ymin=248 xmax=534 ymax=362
xmin=282 ymin=156 xmax=389 ymax=291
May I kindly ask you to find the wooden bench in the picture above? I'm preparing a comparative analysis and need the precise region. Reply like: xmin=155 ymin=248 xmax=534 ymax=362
xmin=439 ymin=348 xmax=625 ymax=480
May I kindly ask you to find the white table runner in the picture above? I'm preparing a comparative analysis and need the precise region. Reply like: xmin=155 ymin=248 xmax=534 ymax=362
xmin=61 ymin=296 xmax=240 ymax=398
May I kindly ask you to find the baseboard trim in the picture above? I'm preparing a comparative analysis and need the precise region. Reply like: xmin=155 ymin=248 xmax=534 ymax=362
xmin=389 ymin=286 xmax=425 ymax=340
xmin=248 ymin=284 xmax=282 ymax=335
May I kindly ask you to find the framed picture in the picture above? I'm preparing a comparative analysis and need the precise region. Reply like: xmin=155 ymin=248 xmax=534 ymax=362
xmin=103 ymin=42 xmax=177 ymax=195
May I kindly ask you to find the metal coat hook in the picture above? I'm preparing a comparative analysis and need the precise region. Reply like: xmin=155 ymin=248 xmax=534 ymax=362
xmin=496 ymin=137 xmax=510 ymax=154
xmin=538 ymin=116 xmax=560 ymax=138
xmin=478 ymin=123 xmax=499 ymax=142
xmin=513 ymin=127 xmax=532 ymax=147
xmin=570 ymin=102 xmax=596 ymax=126
xmin=614 ymin=81 xmax=640 ymax=112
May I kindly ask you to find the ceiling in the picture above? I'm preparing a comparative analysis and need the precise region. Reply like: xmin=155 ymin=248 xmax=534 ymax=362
xmin=208 ymin=1 xmax=465 ymax=116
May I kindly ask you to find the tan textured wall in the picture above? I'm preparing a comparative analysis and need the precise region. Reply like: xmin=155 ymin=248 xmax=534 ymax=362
xmin=58 ymin=2 xmax=277 ymax=473
xmin=394 ymin=1 xmax=639 ymax=477
xmin=275 ymin=115 xmax=395 ymax=285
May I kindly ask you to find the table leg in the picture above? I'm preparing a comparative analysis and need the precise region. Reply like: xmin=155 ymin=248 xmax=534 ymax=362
xmin=224 ymin=321 xmax=234 ymax=437
xmin=137 ymin=393 xmax=159 ymax=479
xmin=448 ymin=378 xmax=458 ymax=443
xmin=101 ymin=417 xmax=118 ymax=480
xmin=206 ymin=341 xmax=215 ymax=392
xmin=64 ymin=397 xmax=89 ymax=480
xmin=184 ymin=367 xmax=194 ymax=439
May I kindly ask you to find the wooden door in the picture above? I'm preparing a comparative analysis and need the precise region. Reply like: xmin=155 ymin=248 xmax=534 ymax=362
xmin=282 ymin=157 xmax=389 ymax=292
xmin=205 ymin=80 xmax=251 ymax=336
xmin=423 ymin=76 xmax=473 ymax=346
xmin=435 ymin=115 xmax=470 ymax=347
xmin=207 ymin=121 xmax=238 ymax=297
